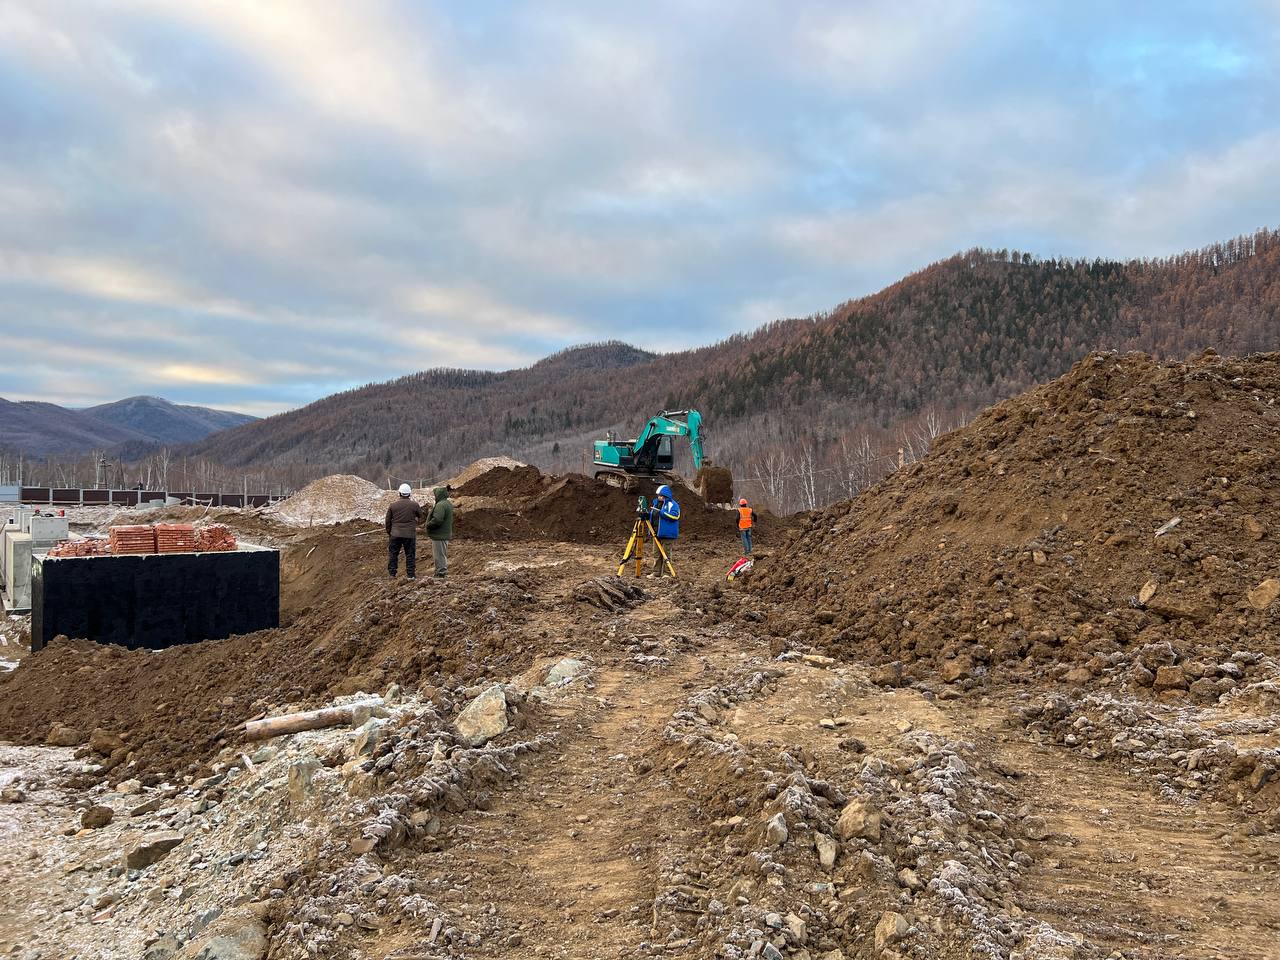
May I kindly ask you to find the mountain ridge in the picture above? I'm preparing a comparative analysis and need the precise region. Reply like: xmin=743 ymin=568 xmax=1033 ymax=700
xmin=185 ymin=227 xmax=1280 ymax=499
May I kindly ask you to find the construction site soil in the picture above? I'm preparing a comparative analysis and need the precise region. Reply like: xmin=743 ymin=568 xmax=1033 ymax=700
xmin=0 ymin=353 xmax=1277 ymax=960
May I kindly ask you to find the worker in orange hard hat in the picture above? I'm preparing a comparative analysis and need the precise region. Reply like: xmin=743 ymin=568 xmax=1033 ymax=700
xmin=737 ymin=497 xmax=756 ymax=555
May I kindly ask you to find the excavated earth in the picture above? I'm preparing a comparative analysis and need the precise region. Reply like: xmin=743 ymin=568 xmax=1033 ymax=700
xmin=0 ymin=352 xmax=1278 ymax=960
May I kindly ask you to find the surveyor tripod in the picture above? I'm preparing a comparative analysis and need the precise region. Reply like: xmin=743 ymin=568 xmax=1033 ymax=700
xmin=618 ymin=496 xmax=676 ymax=578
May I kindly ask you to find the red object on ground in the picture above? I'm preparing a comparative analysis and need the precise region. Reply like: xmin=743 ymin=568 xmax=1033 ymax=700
xmin=46 ymin=538 xmax=110 ymax=558
xmin=155 ymin=523 xmax=197 ymax=553
xmin=109 ymin=525 xmax=157 ymax=555
xmin=195 ymin=524 xmax=237 ymax=552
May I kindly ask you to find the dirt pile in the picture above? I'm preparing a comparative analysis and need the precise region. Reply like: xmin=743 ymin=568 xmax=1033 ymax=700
xmin=754 ymin=350 xmax=1280 ymax=696
xmin=457 ymin=464 xmax=782 ymax=545
xmin=446 ymin=454 xmax=527 ymax=488
xmin=267 ymin=475 xmax=387 ymax=526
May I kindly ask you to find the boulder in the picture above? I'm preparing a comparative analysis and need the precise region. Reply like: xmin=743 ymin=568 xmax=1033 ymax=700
xmin=1246 ymin=579 xmax=1280 ymax=611
xmin=124 ymin=830 xmax=184 ymax=869
xmin=1138 ymin=580 xmax=1158 ymax=605
xmin=1153 ymin=665 xmax=1188 ymax=692
xmin=176 ymin=908 xmax=268 ymax=960
xmin=813 ymin=833 xmax=838 ymax=870
xmin=939 ymin=656 xmax=974 ymax=684
xmin=874 ymin=911 xmax=908 ymax=951
xmin=81 ymin=805 xmax=115 ymax=829
xmin=454 ymin=684 xmax=509 ymax=747
xmin=351 ymin=719 xmax=383 ymax=759
xmin=1146 ymin=594 xmax=1215 ymax=623
xmin=764 ymin=812 xmax=789 ymax=848
xmin=870 ymin=661 xmax=904 ymax=687
xmin=834 ymin=798 xmax=881 ymax=842
xmin=544 ymin=658 xmax=587 ymax=686
xmin=90 ymin=728 xmax=126 ymax=755
xmin=45 ymin=724 xmax=85 ymax=747
xmin=287 ymin=758 xmax=322 ymax=804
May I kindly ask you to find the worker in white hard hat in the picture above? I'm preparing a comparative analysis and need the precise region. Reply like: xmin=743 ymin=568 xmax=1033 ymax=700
xmin=385 ymin=483 xmax=423 ymax=578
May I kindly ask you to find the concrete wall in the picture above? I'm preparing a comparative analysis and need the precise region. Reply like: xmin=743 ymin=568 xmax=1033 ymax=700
xmin=31 ymin=548 xmax=280 ymax=651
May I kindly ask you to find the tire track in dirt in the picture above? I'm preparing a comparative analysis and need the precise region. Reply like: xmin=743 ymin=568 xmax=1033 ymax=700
xmin=991 ymin=734 xmax=1279 ymax=960
xmin=401 ymin=602 xmax=721 ymax=959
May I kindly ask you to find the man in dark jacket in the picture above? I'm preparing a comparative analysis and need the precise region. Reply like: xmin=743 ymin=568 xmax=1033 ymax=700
xmin=386 ymin=483 xmax=422 ymax=578
xmin=426 ymin=485 xmax=454 ymax=578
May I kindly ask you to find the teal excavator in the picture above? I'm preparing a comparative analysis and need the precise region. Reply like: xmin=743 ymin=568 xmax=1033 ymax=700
xmin=592 ymin=409 xmax=705 ymax=490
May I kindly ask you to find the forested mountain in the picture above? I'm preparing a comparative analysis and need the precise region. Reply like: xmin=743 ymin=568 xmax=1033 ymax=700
xmin=86 ymin=396 xmax=255 ymax=446
xmin=187 ymin=228 xmax=1280 ymax=509
xmin=0 ymin=395 xmax=256 ymax=458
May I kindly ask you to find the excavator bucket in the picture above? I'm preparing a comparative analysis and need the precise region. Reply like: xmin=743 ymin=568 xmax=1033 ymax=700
xmin=695 ymin=464 xmax=734 ymax=504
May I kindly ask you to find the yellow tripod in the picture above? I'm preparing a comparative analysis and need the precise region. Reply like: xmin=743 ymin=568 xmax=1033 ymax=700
xmin=618 ymin=514 xmax=676 ymax=578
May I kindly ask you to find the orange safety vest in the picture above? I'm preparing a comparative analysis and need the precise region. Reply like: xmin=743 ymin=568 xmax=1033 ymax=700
xmin=738 ymin=506 xmax=753 ymax=530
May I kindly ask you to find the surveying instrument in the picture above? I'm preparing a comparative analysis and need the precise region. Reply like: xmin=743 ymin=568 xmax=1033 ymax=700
xmin=618 ymin=495 xmax=676 ymax=578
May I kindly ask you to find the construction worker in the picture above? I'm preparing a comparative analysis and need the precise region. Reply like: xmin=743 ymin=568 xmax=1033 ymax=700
xmin=737 ymin=497 xmax=756 ymax=555
xmin=426 ymin=485 xmax=454 ymax=578
xmin=385 ymin=483 xmax=422 ymax=578
xmin=648 ymin=484 xmax=681 ymax=576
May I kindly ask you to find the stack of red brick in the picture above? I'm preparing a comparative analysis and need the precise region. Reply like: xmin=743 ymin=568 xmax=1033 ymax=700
xmin=46 ymin=538 xmax=110 ymax=558
xmin=155 ymin=523 xmax=197 ymax=553
xmin=109 ymin=525 xmax=157 ymax=555
xmin=195 ymin=524 xmax=237 ymax=552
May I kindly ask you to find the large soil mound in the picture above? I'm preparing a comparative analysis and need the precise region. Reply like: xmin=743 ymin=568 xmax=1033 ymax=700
xmin=754 ymin=350 xmax=1280 ymax=696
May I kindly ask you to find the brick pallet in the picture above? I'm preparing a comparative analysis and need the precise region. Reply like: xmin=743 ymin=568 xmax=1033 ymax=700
xmin=108 ymin=525 xmax=156 ymax=555
xmin=155 ymin=523 xmax=197 ymax=553
xmin=195 ymin=524 xmax=237 ymax=552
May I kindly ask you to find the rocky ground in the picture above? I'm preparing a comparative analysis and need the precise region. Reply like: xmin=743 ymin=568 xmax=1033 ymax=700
xmin=2 ymin=353 xmax=1279 ymax=958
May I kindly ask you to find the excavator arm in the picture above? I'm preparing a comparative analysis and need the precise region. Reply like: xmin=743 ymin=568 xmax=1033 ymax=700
xmin=593 ymin=408 xmax=705 ymax=475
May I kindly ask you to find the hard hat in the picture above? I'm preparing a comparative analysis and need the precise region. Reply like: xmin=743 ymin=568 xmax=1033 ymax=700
xmin=655 ymin=484 xmax=672 ymax=499
xmin=398 ymin=483 xmax=412 ymax=497
xmin=739 ymin=498 xmax=748 ymax=506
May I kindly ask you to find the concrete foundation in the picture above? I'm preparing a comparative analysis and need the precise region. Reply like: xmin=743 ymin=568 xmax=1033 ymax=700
xmin=31 ymin=547 xmax=280 ymax=652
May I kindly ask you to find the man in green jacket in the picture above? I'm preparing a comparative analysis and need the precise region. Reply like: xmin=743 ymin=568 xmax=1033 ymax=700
xmin=426 ymin=486 xmax=454 ymax=578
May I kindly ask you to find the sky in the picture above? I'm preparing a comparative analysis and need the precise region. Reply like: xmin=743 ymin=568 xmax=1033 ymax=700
xmin=1 ymin=1 xmax=1279 ymax=415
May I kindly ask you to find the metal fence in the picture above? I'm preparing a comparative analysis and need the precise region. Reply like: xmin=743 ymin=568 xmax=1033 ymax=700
xmin=0 ymin=485 xmax=288 ymax=508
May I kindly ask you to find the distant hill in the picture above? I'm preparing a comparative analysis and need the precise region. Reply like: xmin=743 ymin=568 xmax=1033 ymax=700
xmin=85 ymin=396 xmax=256 ymax=446
xmin=1 ymin=395 xmax=257 ymax=458
xmin=186 ymin=228 xmax=1280 ymax=504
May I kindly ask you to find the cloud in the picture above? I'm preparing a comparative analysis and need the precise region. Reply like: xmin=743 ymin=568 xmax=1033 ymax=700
xmin=0 ymin=1 xmax=1278 ymax=415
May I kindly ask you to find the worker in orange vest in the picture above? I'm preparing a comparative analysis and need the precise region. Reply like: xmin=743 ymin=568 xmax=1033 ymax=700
xmin=737 ymin=497 xmax=756 ymax=555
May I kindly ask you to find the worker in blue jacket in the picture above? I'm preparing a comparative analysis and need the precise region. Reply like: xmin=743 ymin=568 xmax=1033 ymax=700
xmin=648 ymin=484 xmax=681 ymax=576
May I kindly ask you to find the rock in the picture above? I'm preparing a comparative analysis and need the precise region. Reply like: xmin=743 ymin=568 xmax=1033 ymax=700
xmin=454 ymin=684 xmax=509 ymax=747
xmin=1250 ymin=764 xmax=1272 ymax=791
xmin=1130 ymin=663 xmax=1155 ymax=687
xmin=124 ymin=830 xmax=184 ymax=869
xmin=764 ymin=812 xmax=789 ymax=848
xmin=334 ymin=913 xmax=355 ymax=926
xmin=46 ymin=723 xmax=85 ymax=747
xmin=1246 ymin=579 xmax=1280 ymax=611
xmin=759 ymin=944 xmax=784 ymax=960
xmin=939 ymin=656 xmax=974 ymax=684
xmin=0 ymin=786 xmax=25 ymax=803
xmin=1242 ymin=515 xmax=1265 ymax=541
xmin=351 ymin=719 xmax=383 ymax=759
xmin=813 ymin=833 xmax=838 ymax=870
xmin=287 ymin=758 xmax=321 ymax=804
xmin=1189 ymin=677 xmax=1220 ymax=705
xmin=544 ymin=658 xmax=587 ymax=686
xmin=1032 ymin=550 xmax=1047 ymax=565
xmin=1023 ymin=816 xmax=1050 ymax=841
xmin=1146 ymin=594 xmax=1215 ymax=623
xmin=115 ymin=779 xmax=143 ymax=795
xmin=816 ymin=952 xmax=846 ymax=960
xmin=144 ymin=934 xmax=183 ymax=960
xmin=175 ymin=908 xmax=268 ymax=960
xmin=874 ymin=911 xmax=908 ymax=950
xmin=870 ymin=661 xmax=904 ymax=687
xmin=784 ymin=912 xmax=807 ymax=944
xmin=1153 ymin=665 xmax=1188 ymax=692
xmin=81 ymin=805 xmax=114 ymax=829
xmin=835 ymin=798 xmax=881 ymax=842
xmin=1138 ymin=580 xmax=1158 ymax=605
xmin=89 ymin=728 xmax=125 ymax=755
xmin=1064 ymin=667 xmax=1092 ymax=684
xmin=898 ymin=867 xmax=923 ymax=890
xmin=131 ymin=797 xmax=163 ymax=817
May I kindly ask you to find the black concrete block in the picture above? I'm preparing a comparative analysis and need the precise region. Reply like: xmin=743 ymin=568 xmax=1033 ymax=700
xmin=31 ymin=549 xmax=279 ymax=651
